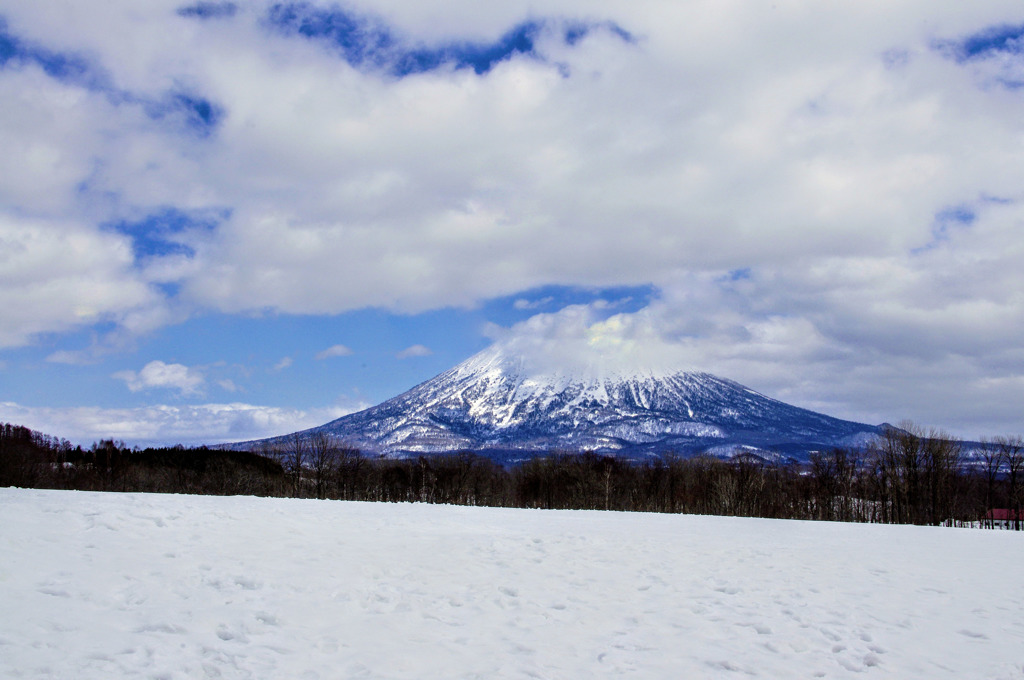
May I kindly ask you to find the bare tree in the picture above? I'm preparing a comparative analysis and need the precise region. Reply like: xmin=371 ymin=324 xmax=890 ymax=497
xmin=809 ymin=448 xmax=860 ymax=522
xmin=870 ymin=422 xmax=940 ymax=525
xmin=921 ymin=429 xmax=961 ymax=526
xmin=334 ymin=445 xmax=365 ymax=501
xmin=810 ymin=450 xmax=839 ymax=521
xmin=286 ymin=434 xmax=307 ymax=497
xmin=869 ymin=425 xmax=912 ymax=524
xmin=996 ymin=436 xmax=1024 ymax=530
xmin=978 ymin=439 xmax=1004 ymax=528
xmin=308 ymin=431 xmax=339 ymax=499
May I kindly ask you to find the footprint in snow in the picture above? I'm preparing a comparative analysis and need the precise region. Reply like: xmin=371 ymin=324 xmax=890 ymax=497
xmin=135 ymin=623 xmax=187 ymax=634
xmin=37 ymin=586 xmax=71 ymax=598
xmin=820 ymin=628 xmax=841 ymax=642
xmin=215 ymin=625 xmax=248 ymax=643
xmin=255 ymin=612 xmax=280 ymax=626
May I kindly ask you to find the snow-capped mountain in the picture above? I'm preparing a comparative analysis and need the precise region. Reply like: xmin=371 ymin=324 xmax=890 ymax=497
xmin=260 ymin=345 xmax=882 ymax=461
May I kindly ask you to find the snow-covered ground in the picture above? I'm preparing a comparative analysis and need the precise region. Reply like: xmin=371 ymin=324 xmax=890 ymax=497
xmin=2 ymin=489 xmax=1022 ymax=679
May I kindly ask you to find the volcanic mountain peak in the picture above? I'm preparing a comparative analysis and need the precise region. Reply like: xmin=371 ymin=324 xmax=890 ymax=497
xmin=270 ymin=344 xmax=883 ymax=461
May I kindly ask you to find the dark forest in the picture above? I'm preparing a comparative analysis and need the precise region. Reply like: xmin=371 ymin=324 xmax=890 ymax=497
xmin=2 ymin=422 xmax=1021 ymax=529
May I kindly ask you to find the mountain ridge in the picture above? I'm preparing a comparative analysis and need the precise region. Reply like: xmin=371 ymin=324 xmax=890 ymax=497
xmin=235 ymin=345 xmax=884 ymax=462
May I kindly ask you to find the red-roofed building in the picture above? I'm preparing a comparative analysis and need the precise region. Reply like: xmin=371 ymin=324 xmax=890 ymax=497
xmin=984 ymin=509 xmax=1023 ymax=529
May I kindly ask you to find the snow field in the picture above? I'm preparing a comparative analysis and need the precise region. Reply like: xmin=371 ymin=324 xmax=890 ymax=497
xmin=1 ymin=488 xmax=1023 ymax=679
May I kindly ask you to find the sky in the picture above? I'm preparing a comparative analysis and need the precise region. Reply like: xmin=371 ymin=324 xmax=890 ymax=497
xmin=1 ymin=0 xmax=1023 ymax=447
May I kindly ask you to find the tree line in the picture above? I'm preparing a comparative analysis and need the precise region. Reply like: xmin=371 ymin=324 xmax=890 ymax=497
xmin=2 ymin=421 xmax=1022 ymax=529
xmin=0 ymin=423 xmax=287 ymax=497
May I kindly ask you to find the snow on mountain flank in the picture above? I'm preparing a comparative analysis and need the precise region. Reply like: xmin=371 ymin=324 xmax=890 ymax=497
xmin=3 ymin=488 xmax=1023 ymax=679
xmin=267 ymin=344 xmax=882 ymax=459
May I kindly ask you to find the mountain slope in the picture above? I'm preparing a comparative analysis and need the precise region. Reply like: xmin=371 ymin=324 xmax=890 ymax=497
xmin=271 ymin=346 xmax=881 ymax=460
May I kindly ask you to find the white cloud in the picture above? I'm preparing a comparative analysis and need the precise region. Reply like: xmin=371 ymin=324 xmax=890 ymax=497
xmin=12 ymin=1 xmax=1023 ymax=325
xmin=113 ymin=360 xmax=205 ymax=395
xmin=513 ymin=297 xmax=555 ymax=310
xmin=315 ymin=345 xmax=353 ymax=360
xmin=273 ymin=356 xmax=294 ymax=371
xmin=217 ymin=379 xmax=239 ymax=392
xmin=490 ymin=235 xmax=1024 ymax=440
xmin=0 ymin=212 xmax=160 ymax=348
xmin=396 ymin=344 xmax=433 ymax=359
xmin=46 ymin=350 xmax=98 ymax=366
xmin=0 ymin=400 xmax=367 ymax=448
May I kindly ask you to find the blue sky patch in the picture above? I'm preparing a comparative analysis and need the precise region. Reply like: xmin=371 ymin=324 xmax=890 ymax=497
xmin=265 ymin=3 xmax=396 ymax=69
xmin=0 ymin=17 xmax=109 ymax=90
xmin=912 ymin=204 xmax=977 ymax=254
xmin=723 ymin=268 xmax=752 ymax=282
xmin=173 ymin=93 xmax=224 ymax=134
xmin=144 ymin=92 xmax=225 ymax=137
xmin=935 ymin=205 xmax=977 ymax=226
xmin=933 ymin=23 xmax=1024 ymax=88
xmin=264 ymin=3 xmax=633 ymax=76
xmin=930 ymin=205 xmax=976 ymax=243
xmin=0 ymin=19 xmax=23 ymax=64
xmin=397 ymin=21 xmax=544 ymax=76
xmin=1 ymin=17 xmax=225 ymax=135
xmin=9 ymin=284 xmax=658 ymax=413
xmin=177 ymin=2 xmax=238 ymax=19
xmin=481 ymin=284 xmax=655 ymax=327
xmin=941 ymin=23 xmax=1024 ymax=62
xmin=107 ymin=207 xmax=227 ymax=261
